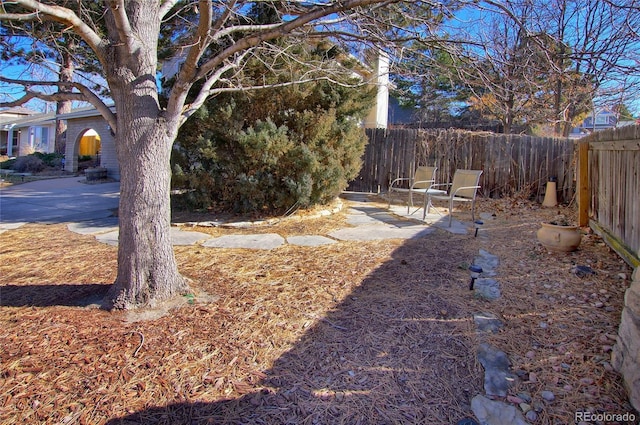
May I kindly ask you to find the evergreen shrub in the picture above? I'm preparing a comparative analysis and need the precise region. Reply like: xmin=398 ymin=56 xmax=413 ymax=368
xmin=33 ymin=152 xmax=64 ymax=167
xmin=172 ymin=77 xmax=374 ymax=216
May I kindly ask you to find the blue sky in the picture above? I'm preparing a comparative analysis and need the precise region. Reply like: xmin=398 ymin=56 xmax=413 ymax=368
xmin=0 ymin=61 xmax=99 ymax=113
xmin=1 ymin=2 xmax=638 ymax=117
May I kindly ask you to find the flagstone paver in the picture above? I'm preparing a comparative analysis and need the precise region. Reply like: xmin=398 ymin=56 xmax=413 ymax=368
xmin=328 ymin=224 xmax=435 ymax=241
xmin=94 ymin=227 xmax=213 ymax=247
xmin=286 ymin=235 xmax=337 ymax=246
xmin=202 ymin=233 xmax=285 ymax=250
xmin=56 ymin=194 xmax=481 ymax=248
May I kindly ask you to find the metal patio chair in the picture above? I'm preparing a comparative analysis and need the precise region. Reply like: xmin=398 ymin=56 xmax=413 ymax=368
xmin=426 ymin=169 xmax=483 ymax=226
xmin=388 ymin=165 xmax=437 ymax=214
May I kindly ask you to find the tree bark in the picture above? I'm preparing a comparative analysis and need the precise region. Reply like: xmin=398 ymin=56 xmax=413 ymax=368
xmin=105 ymin=111 xmax=189 ymax=309
xmin=102 ymin=2 xmax=189 ymax=309
xmin=55 ymin=51 xmax=74 ymax=154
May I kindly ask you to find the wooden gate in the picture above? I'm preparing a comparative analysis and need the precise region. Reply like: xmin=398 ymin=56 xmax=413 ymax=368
xmin=578 ymin=125 xmax=640 ymax=267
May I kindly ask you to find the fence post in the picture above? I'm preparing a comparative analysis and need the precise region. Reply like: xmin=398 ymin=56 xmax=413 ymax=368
xmin=577 ymin=141 xmax=589 ymax=227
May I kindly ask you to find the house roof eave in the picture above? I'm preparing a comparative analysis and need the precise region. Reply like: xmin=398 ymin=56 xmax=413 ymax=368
xmin=56 ymin=104 xmax=115 ymax=120
xmin=5 ymin=112 xmax=57 ymax=129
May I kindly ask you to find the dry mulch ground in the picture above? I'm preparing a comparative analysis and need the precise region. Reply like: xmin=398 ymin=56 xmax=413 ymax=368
xmin=0 ymin=195 xmax=636 ymax=424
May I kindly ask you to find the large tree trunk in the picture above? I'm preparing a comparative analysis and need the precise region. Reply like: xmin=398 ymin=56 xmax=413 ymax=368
xmin=102 ymin=2 xmax=188 ymax=309
xmin=105 ymin=111 xmax=189 ymax=309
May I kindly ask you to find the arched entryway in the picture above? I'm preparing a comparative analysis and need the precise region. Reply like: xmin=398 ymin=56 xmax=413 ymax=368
xmin=73 ymin=128 xmax=102 ymax=174
xmin=78 ymin=128 xmax=101 ymax=158
xmin=62 ymin=111 xmax=119 ymax=180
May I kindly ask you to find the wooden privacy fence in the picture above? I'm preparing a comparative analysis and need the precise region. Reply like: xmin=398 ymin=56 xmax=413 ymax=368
xmin=348 ymin=128 xmax=576 ymax=204
xmin=578 ymin=125 xmax=640 ymax=267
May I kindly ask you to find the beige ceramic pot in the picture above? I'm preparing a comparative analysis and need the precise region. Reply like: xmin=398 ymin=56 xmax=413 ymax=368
xmin=537 ymin=222 xmax=582 ymax=252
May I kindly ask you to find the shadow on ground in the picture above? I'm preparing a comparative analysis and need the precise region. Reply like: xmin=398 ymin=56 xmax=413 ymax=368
xmin=0 ymin=283 xmax=110 ymax=307
xmin=105 ymin=231 xmax=483 ymax=424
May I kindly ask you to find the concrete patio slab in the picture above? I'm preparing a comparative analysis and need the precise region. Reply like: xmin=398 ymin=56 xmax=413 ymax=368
xmin=171 ymin=228 xmax=213 ymax=246
xmin=1 ymin=179 xmax=477 ymax=248
xmin=95 ymin=230 xmax=119 ymax=246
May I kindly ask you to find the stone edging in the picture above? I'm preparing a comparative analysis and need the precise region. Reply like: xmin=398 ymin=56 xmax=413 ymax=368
xmin=173 ymin=198 xmax=345 ymax=229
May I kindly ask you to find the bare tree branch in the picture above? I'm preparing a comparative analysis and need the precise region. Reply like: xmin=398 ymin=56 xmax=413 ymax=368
xmin=0 ymin=0 xmax=107 ymax=63
xmin=165 ymin=0 xmax=408 ymax=123
xmin=159 ymin=0 xmax=181 ymax=20
xmin=0 ymin=88 xmax=88 ymax=105
xmin=180 ymin=49 xmax=252 ymax=123
xmin=166 ymin=0 xmax=214 ymax=119
xmin=195 ymin=0 xmax=402 ymax=80
xmin=0 ymin=75 xmax=116 ymax=129
xmin=0 ymin=11 xmax=39 ymax=20
xmin=106 ymin=0 xmax=137 ymax=57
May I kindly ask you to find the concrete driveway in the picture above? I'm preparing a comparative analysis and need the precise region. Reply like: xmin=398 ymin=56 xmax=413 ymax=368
xmin=0 ymin=177 xmax=120 ymax=225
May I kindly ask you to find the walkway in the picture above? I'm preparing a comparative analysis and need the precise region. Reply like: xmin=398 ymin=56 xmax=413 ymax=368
xmin=0 ymin=179 xmax=474 ymax=246
xmin=74 ymin=193 xmax=474 ymax=248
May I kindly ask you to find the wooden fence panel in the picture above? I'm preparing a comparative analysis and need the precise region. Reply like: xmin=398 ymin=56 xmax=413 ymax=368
xmin=349 ymin=128 xmax=575 ymax=204
xmin=582 ymin=125 xmax=640 ymax=267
